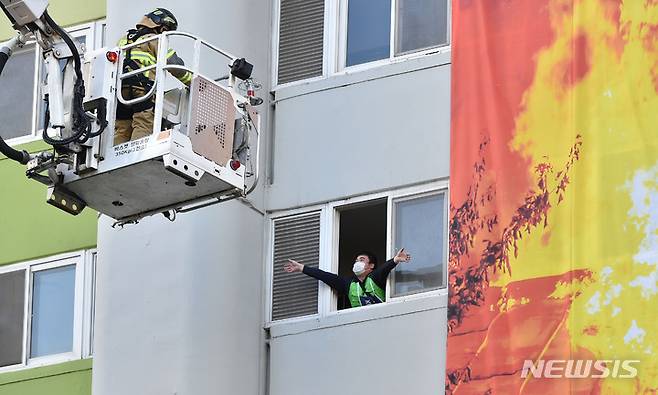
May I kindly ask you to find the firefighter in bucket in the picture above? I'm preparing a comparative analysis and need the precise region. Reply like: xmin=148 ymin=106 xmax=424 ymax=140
xmin=114 ymin=8 xmax=192 ymax=145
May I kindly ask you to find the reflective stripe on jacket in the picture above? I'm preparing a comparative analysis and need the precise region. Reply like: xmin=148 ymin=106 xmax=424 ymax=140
xmin=118 ymin=32 xmax=192 ymax=85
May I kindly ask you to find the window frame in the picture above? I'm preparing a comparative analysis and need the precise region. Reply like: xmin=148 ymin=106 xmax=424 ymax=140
xmin=388 ymin=189 xmax=449 ymax=298
xmin=83 ymin=251 xmax=97 ymax=358
xmin=265 ymin=180 xmax=448 ymax=326
xmin=0 ymin=249 xmax=97 ymax=373
xmin=0 ymin=41 xmax=41 ymax=146
xmin=393 ymin=0 xmax=451 ymax=57
xmin=338 ymin=0 xmax=451 ymax=72
xmin=26 ymin=257 xmax=83 ymax=366
xmin=2 ymin=19 xmax=107 ymax=147
xmin=272 ymin=0 xmax=451 ymax=89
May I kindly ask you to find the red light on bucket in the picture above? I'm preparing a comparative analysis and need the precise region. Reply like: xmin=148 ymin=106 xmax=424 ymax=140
xmin=106 ymin=51 xmax=118 ymax=63
xmin=230 ymin=160 xmax=241 ymax=171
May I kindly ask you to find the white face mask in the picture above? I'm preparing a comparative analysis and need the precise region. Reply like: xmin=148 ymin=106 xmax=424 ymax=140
xmin=353 ymin=261 xmax=367 ymax=276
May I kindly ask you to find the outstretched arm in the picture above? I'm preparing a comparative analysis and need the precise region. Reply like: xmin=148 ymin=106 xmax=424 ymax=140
xmin=284 ymin=259 xmax=349 ymax=295
xmin=370 ymin=248 xmax=412 ymax=288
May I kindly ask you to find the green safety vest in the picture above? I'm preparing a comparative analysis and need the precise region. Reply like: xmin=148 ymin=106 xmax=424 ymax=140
xmin=348 ymin=277 xmax=386 ymax=308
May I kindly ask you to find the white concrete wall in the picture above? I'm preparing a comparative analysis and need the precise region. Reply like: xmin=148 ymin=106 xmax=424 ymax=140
xmin=268 ymin=295 xmax=447 ymax=395
xmin=267 ymin=55 xmax=450 ymax=210
xmin=94 ymin=204 xmax=266 ymax=395
xmin=94 ymin=1 xmax=271 ymax=394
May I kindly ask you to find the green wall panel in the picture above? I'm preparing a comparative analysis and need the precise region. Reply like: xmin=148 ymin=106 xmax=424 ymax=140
xmin=0 ymin=360 xmax=92 ymax=395
xmin=0 ymin=155 xmax=98 ymax=266
xmin=1 ymin=0 xmax=105 ymax=267
xmin=1 ymin=0 xmax=106 ymax=40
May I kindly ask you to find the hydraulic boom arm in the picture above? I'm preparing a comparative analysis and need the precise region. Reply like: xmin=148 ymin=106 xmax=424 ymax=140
xmin=1 ymin=0 xmax=99 ymax=161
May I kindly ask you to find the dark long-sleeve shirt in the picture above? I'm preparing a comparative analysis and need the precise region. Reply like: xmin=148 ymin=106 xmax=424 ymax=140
xmin=302 ymin=259 xmax=398 ymax=296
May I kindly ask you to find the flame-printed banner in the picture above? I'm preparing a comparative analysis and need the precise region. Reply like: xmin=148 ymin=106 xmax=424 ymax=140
xmin=447 ymin=0 xmax=658 ymax=393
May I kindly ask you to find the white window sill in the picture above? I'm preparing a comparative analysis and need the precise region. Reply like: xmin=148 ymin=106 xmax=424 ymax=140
xmin=272 ymin=49 xmax=451 ymax=103
xmin=0 ymin=353 xmax=81 ymax=374
xmin=266 ymin=289 xmax=448 ymax=338
xmin=27 ymin=352 xmax=80 ymax=369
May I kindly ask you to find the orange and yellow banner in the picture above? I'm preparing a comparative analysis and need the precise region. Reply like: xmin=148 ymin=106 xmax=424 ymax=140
xmin=447 ymin=0 xmax=658 ymax=393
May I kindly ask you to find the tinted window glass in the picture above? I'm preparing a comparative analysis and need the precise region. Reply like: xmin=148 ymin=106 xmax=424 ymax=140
xmin=30 ymin=265 xmax=76 ymax=358
xmin=392 ymin=194 xmax=445 ymax=295
xmin=0 ymin=270 xmax=26 ymax=367
xmin=346 ymin=0 xmax=391 ymax=66
xmin=395 ymin=0 xmax=448 ymax=55
xmin=0 ymin=44 xmax=36 ymax=140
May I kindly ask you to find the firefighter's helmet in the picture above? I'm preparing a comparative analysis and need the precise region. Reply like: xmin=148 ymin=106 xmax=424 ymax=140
xmin=137 ymin=8 xmax=178 ymax=31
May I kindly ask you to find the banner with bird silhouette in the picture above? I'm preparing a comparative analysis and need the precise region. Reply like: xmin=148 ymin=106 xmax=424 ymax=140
xmin=447 ymin=0 xmax=658 ymax=393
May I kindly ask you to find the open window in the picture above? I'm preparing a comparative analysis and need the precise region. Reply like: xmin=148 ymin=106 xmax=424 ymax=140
xmin=335 ymin=198 xmax=387 ymax=310
xmin=267 ymin=183 xmax=448 ymax=324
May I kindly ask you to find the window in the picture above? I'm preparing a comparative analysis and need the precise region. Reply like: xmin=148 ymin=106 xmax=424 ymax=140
xmin=391 ymin=192 xmax=446 ymax=296
xmin=0 ymin=20 xmax=106 ymax=145
xmin=345 ymin=0 xmax=391 ymax=67
xmin=343 ymin=0 xmax=449 ymax=68
xmin=0 ymin=43 xmax=37 ymax=141
xmin=0 ymin=271 xmax=26 ymax=367
xmin=267 ymin=183 xmax=447 ymax=323
xmin=336 ymin=199 xmax=387 ymax=310
xmin=274 ymin=0 xmax=449 ymax=85
xmin=30 ymin=265 xmax=76 ymax=358
xmin=99 ymin=23 xmax=108 ymax=47
xmin=87 ymin=252 xmax=97 ymax=356
xmin=395 ymin=0 xmax=449 ymax=56
xmin=0 ymin=251 xmax=96 ymax=372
